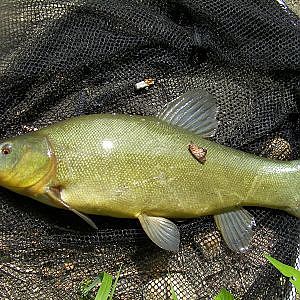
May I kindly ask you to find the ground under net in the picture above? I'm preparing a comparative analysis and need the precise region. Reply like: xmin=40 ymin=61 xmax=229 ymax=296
xmin=0 ymin=1 xmax=299 ymax=299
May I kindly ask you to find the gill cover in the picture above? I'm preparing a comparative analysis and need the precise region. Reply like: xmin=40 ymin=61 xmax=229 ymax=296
xmin=0 ymin=135 xmax=55 ymax=189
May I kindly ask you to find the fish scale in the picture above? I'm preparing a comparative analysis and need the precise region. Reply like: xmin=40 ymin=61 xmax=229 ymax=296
xmin=17 ymin=114 xmax=300 ymax=215
xmin=0 ymin=90 xmax=298 ymax=252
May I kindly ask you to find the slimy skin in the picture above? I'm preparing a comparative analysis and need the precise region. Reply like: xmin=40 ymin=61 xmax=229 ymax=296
xmin=1 ymin=114 xmax=299 ymax=219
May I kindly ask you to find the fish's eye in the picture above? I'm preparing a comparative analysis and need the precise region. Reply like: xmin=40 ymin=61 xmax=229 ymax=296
xmin=1 ymin=144 xmax=12 ymax=156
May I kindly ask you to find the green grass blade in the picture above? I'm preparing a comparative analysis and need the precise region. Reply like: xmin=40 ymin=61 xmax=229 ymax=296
xmin=167 ymin=271 xmax=179 ymax=300
xmin=264 ymin=254 xmax=300 ymax=293
xmin=95 ymin=272 xmax=113 ymax=300
xmin=82 ymin=273 xmax=105 ymax=296
xmin=170 ymin=285 xmax=179 ymax=300
xmin=214 ymin=288 xmax=234 ymax=300
xmin=108 ymin=265 xmax=122 ymax=300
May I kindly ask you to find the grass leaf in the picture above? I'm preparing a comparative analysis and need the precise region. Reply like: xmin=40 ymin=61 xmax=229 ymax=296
xmin=95 ymin=272 xmax=113 ymax=300
xmin=170 ymin=285 xmax=179 ymax=300
xmin=264 ymin=254 xmax=300 ymax=293
xmin=214 ymin=288 xmax=234 ymax=300
xmin=108 ymin=265 xmax=122 ymax=300
xmin=167 ymin=271 xmax=179 ymax=300
xmin=82 ymin=273 xmax=105 ymax=296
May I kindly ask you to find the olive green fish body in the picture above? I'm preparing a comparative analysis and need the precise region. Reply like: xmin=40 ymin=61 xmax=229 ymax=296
xmin=0 ymin=90 xmax=299 ymax=252
xmin=32 ymin=114 xmax=299 ymax=218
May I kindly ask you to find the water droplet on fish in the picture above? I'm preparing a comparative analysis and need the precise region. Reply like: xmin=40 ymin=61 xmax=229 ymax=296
xmin=101 ymin=140 xmax=114 ymax=151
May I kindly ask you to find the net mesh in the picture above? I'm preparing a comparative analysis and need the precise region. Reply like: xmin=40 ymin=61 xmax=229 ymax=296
xmin=0 ymin=1 xmax=299 ymax=299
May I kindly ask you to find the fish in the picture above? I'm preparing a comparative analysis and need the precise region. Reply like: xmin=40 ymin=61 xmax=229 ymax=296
xmin=0 ymin=89 xmax=299 ymax=252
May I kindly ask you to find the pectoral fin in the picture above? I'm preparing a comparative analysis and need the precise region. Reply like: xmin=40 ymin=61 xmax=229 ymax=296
xmin=214 ymin=208 xmax=255 ymax=252
xmin=45 ymin=187 xmax=98 ymax=230
xmin=138 ymin=214 xmax=180 ymax=252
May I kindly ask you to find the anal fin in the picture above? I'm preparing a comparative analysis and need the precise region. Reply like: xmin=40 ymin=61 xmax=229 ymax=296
xmin=45 ymin=187 xmax=98 ymax=230
xmin=214 ymin=208 xmax=256 ymax=253
xmin=138 ymin=214 xmax=180 ymax=252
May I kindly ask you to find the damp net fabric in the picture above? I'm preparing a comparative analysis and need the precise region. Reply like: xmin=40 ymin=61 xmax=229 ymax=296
xmin=0 ymin=1 xmax=299 ymax=299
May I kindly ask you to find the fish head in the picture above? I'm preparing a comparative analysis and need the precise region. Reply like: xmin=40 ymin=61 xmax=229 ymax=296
xmin=0 ymin=134 xmax=55 ymax=190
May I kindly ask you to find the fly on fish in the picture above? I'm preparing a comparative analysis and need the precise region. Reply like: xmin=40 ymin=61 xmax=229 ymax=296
xmin=0 ymin=89 xmax=299 ymax=252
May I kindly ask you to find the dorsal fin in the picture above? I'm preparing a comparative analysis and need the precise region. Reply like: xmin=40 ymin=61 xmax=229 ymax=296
xmin=158 ymin=89 xmax=218 ymax=137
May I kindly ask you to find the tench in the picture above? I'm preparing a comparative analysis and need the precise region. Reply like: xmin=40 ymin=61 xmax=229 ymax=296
xmin=0 ymin=90 xmax=299 ymax=252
